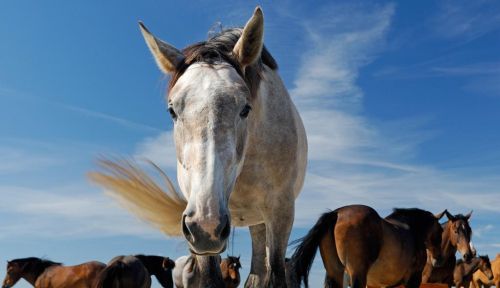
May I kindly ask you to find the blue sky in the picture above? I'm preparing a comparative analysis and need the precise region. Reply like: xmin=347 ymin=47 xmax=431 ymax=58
xmin=1 ymin=1 xmax=500 ymax=287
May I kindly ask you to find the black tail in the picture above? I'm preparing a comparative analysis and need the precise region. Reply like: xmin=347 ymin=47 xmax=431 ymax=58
xmin=95 ymin=261 xmax=125 ymax=288
xmin=290 ymin=210 xmax=337 ymax=288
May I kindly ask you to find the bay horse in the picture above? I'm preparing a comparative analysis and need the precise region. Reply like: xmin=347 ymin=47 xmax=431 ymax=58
xmin=421 ymin=211 xmax=474 ymax=287
xmin=220 ymin=256 xmax=242 ymax=288
xmin=89 ymin=6 xmax=307 ymax=287
xmin=95 ymin=255 xmax=175 ymax=288
xmin=454 ymin=255 xmax=493 ymax=288
xmin=472 ymin=254 xmax=500 ymax=288
xmin=2 ymin=257 xmax=105 ymax=288
xmin=289 ymin=205 xmax=445 ymax=288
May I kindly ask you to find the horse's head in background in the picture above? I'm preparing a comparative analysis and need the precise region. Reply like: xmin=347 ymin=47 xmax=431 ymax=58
xmin=443 ymin=210 xmax=473 ymax=262
xmin=139 ymin=7 xmax=271 ymax=255
xmin=478 ymin=255 xmax=494 ymax=280
xmin=2 ymin=261 xmax=23 ymax=288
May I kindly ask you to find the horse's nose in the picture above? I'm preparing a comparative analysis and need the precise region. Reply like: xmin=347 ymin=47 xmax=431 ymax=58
xmin=463 ymin=252 xmax=472 ymax=263
xmin=182 ymin=213 xmax=230 ymax=254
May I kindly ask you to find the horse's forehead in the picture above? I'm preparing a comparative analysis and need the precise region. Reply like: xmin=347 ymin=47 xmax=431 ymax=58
xmin=170 ymin=63 xmax=247 ymax=101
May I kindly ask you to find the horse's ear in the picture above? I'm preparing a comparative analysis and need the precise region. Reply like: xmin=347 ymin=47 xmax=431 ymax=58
xmin=465 ymin=210 xmax=473 ymax=221
xmin=435 ymin=209 xmax=447 ymax=220
xmin=233 ymin=6 xmax=264 ymax=69
xmin=139 ymin=22 xmax=184 ymax=74
xmin=444 ymin=210 xmax=456 ymax=221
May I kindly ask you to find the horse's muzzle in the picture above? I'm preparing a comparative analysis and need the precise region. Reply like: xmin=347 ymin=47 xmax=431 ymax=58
xmin=463 ymin=252 xmax=473 ymax=263
xmin=182 ymin=213 xmax=230 ymax=254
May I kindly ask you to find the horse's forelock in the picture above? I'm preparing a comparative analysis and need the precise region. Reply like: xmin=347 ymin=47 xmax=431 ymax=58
xmin=168 ymin=28 xmax=277 ymax=99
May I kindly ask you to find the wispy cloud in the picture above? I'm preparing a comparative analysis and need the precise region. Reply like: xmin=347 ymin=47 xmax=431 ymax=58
xmin=0 ymin=140 xmax=63 ymax=175
xmin=432 ymin=0 xmax=500 ymax=42
xmin=55 ymin=103 xmax=163 ymax=133
xmin=0 ymin=184 xmax=164 ymax=239
xmin=134 ymin=131 xmax=177 ymax=169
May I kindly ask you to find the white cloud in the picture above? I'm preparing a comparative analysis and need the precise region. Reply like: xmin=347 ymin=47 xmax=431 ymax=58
xmin=0 ymin=142 xmax=63 ymax=175
xmin=432 ymin=0 xmax=500 ymax=42
xmin=0 ymin=184 xmax=164 ymax=239
xmin=134 ymin=131 xmax=177 ymax=169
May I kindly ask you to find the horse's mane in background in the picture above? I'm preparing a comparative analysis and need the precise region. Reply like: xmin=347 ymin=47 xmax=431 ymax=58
xmin=11 ymin=257 xmax=62 ymax=275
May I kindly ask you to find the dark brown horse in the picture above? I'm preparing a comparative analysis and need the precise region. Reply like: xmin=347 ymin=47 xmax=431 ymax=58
xmin=454 ymin=255 xmax=493 ymax=288
xmin=220 ymin=256 xmax=241 ymax=288
xmin=290 ymin=205 xmax=445 ymax=288
xmin=95 ymin=255 xmax=175 ymax=288
xmin=2 ymin=257 xmax=105 ymax=288
xmin=422 ymin=211 xmax=474 ymax=287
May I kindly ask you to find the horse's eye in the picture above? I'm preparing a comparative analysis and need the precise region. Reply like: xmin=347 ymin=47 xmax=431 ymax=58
xmin=168 ymin=107 xmax=177 ymax=120
xmin=240 ymin=104 xmax=252 ymax=118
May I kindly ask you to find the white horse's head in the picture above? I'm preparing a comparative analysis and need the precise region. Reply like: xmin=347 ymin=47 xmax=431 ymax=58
xmin=140 ymin=7 xmax=270 ymax=255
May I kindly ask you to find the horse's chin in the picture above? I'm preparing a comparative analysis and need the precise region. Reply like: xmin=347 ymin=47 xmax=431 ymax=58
xmin=189 ymin=243 xmax=227 ymax=256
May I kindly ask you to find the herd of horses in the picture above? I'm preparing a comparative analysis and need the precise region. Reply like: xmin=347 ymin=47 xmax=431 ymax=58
xmin=3 ymin=206 xmax=499 ymax=288
xmin=2 ymin=6 xmax=498 ymax=288
xmin=2 ymin=254 xmax=241 ymax=288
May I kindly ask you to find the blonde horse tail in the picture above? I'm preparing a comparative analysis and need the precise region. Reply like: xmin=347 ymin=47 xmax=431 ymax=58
xmin=88 ymin=158 xmax=187 ymax=236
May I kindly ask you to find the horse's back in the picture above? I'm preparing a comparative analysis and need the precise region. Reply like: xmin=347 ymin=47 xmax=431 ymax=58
xmin=36 ymin=261 xmax=106 ymax=288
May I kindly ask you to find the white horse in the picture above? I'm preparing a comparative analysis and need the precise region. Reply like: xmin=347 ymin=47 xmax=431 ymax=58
xmin=90 ymin=7 xmax=307 ymax=287
xmin=172 ymin=255 xmax=224 ymax=288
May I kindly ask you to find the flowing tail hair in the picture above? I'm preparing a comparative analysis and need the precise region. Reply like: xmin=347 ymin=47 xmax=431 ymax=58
xmin=95 ymin=261 xmax=125 ymax=288
xmin=289 ymin=210 xmax=337 ymax=288
xmin=88 ymin=157 xmax=187 ymax=236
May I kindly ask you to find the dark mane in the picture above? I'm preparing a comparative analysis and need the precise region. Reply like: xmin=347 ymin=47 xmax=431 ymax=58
xmin=169 ymin=28 xmax=278 ymax=98
xmin=134 ymin=254 xmax=174 ymax=288
xmin=386 ymin=208 xmax=437 ymax=243
xmin=10 ymin=257 xmax=61 ymax=277
xmin=224 ymin=256 xmax=241 ymax=266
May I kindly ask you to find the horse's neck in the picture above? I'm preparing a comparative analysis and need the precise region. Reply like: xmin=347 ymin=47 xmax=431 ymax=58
xmin=154 ymin=269 xmax=173 ymax=288
xmin=442 ymin=223 xmax=458 ymax=257
xmin=462 ymin=259 xmax=481 ymax=277
xmin=21 ymin=267 xmax=46 ymax=286
xmin=137 ymin=256 xmax=173 ymax=288
xmin=137 ymin=256 xmax=159 ymax=276
xmin=196 ymin=256 xmax=224 ymax=287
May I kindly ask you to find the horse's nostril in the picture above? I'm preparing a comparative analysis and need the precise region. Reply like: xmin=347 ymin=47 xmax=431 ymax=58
xmin=220 ymin=216 xmax=231 ymax=240
xmin=182 ymin=215 xmax=193 ymax=242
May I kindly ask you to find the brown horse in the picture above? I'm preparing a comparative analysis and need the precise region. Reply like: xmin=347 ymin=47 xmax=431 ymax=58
xmin=472 ymin=254 xmax=500 ymax=288
xmin=421 ymin=211 xmax=474 ymax=287
xmin=2 ymin=257 xmax=105 ymax=288
xmin=220 ymin=256 xmax=242 ymax=288
xmin=95 ymin=255 xmax=175 ymax=288
xmin=290 ymin=205 xmax=445 ymax=288
xmin=454 ymin=255 xmax=493 ymax=288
